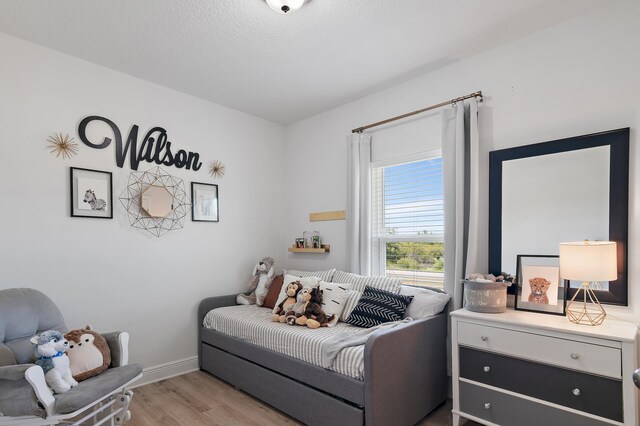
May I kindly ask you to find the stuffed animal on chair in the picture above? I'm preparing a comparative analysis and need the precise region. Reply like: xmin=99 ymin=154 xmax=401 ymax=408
xmin=30 ymin=330 xmax=78 ymax=394
xmin=237 ymin=257 xmax=275 ymax=306
xmin=65 ymin=326 xmax=111 ymax=382
xmin=295 ymin=286 xmax=335 ymax=329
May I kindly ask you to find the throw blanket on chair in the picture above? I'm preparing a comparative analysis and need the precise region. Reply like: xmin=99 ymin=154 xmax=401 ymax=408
xmin=320 ymin=319 xmax=412 ymax=368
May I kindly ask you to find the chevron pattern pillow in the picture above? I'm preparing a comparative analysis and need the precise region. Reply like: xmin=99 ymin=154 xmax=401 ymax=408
xmin=345 ymin=286 xmax=413 ymax=328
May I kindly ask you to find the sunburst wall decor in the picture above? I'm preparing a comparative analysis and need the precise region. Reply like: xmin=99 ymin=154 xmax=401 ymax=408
xmin=209 ymin=160 xmax=226 ymax=178
xmin=47 ymin=132 xmax=79 ymax=159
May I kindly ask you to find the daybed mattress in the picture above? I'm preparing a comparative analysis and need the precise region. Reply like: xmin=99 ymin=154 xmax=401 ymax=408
xmin=203 ymin=305 xmax=366 ymax=380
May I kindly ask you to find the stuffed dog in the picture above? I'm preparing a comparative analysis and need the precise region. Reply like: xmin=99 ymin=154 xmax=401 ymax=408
xmin=30 ymin=330 xmax=78 ymax=394
xmin=237 ymin=257 xmax=275 ymax=306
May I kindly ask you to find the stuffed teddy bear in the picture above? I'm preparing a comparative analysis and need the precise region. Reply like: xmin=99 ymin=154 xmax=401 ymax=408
xmin=294 ymin=286 xmax=335 ymax=329
xmin=30 ymin=330 xmax=78 ymax=394
xmin=65 ymin=326 xmax=111 ymax=382
xmin=272 ymin=280 xmax=303 ymax=322
xmin=237 ymin=257 xmax=275 ymax=306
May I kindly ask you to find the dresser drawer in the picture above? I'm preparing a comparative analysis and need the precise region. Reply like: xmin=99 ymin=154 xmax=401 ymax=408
xmin=459 ymin=381 xmax=613 ymax=426
xmin=457 ymin=321 xmax=622 ymax=378
xmin=460 ymin=347 xmax=623 ymax=421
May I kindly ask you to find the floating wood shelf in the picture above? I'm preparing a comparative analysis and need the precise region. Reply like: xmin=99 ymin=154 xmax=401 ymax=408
xmin=309 ymin=210 xmax=346 ymax=222
xmin=288 ymin=244 xmax=330 ymax=253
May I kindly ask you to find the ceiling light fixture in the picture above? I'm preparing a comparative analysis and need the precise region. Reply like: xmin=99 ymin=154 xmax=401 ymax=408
xmin=265 ymin=0 xmax=306 ymax=14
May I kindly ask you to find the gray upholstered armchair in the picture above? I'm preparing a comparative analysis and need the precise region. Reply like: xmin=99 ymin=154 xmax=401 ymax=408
xmin=0 ymin=288 xmax=142 ymax=425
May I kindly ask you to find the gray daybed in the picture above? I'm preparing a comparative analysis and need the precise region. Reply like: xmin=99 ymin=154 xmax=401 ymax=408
xmin=198 ymin=294 xmax=447 ymax=426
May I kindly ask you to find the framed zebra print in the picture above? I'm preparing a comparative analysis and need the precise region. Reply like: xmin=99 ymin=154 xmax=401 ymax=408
xmin=70 ymin=167 xmax=113 ymax=219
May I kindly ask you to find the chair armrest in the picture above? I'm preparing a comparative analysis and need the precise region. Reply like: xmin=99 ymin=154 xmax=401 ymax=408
xmin=0 ymin=364 xmax=53 ymax=418
xmin=102 ymin=331 xmax=130 ymax=367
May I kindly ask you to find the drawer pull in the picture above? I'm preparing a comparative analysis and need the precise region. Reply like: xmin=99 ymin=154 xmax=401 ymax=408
xmin=572 ymin=388 xmax=581 ymax=396
xmin=483 ymin=366 xmax=491 ymax=373
xmin=481 ymin=335 xmax=488 ymax=341
xmin=570 ymin=353 xmax=580 ymax=360
xmin=484 ymin=403 xmax=491 ymax=410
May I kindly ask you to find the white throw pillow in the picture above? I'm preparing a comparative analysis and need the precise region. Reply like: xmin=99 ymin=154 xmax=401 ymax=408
xmin=400 ymin=285 xmax=451 ymax=319
xmin=318 ymin=281 xmax=352 ymax=327
xmin=272 ymin=274 xmax=320 ymax=314
xmin=340 ymin=290 xmax=362 ymax=322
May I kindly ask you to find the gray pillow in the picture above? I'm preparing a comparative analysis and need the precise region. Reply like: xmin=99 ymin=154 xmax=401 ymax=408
xmin=332 ymin=270 xmax=402 ymax=294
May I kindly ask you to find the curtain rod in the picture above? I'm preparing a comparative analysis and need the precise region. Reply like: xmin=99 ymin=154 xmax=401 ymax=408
xmin=351 ymin=90 xmax=483 ymax=134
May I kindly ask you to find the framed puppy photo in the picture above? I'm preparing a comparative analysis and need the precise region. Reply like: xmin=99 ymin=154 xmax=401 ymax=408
xmin=70 ymin=167 xmax=113 ymax=219
xmin=515 ymin=254 xmax=567 ymax=315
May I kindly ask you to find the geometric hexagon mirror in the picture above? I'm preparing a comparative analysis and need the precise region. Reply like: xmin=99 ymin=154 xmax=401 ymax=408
xmin=119 ymin=166 xmax=190 ymax=238
xmin=141 ymin=185 xmax=174 ymax=218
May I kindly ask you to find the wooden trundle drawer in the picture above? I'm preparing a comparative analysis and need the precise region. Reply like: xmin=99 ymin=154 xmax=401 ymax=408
xmin=459 ymin=381 xmax=613 ymax=426
xmin=459 ymin=347 xmax=623 ymax=422
xmin=457 ymin=321 xmax=622 ymax=378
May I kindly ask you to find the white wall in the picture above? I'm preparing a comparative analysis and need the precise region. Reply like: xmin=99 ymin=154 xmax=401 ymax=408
xmin=281 ymin=0 xmax=640 ymax=322
xmin=0 ymin=33 xmax=285 ymax=372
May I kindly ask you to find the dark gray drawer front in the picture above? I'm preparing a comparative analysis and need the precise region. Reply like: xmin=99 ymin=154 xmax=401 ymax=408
xmin=460 ymin=346 xmax=622 ymax=421
xmin=459 ymin=381 xmax=611 ymax=426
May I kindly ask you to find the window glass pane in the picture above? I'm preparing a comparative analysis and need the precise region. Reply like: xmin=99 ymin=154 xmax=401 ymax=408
xmin=386 ymin=241 xmax=444 ymax=288
xmin=383 ymin=158 xmax=443 ymax=237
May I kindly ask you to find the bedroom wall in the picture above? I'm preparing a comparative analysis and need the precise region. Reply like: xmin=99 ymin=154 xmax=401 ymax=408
xmin=280 ymin=0 xmax=640 ymax=322
xmin=0 ymin=33 xmax=285 ymax=383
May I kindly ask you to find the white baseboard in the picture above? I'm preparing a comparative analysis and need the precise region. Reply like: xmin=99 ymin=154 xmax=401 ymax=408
xmin=130 ymin=356 xmax=199 ymax=388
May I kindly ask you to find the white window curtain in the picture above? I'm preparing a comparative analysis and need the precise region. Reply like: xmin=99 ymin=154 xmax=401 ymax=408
xmin=442 ymin=98 xmax=480 ymax=310
xmin=347 ymin=133 xmax=372 ymax=274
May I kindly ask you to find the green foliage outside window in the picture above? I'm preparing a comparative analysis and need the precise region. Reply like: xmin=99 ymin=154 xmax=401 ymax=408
xmin=386 ymin=241 xmax=444 ymax=272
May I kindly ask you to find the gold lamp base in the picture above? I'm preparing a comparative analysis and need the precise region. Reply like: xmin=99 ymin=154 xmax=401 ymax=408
xmin=566 ymin=282 xmax=606 ymax=326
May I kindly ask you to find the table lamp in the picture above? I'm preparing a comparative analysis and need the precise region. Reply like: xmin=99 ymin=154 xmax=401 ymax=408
xmin=559 ymin=241 xmax=617 ymax=326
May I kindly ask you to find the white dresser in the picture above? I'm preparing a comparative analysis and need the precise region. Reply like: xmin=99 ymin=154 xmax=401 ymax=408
xmin=451 ymin=309 xmax=639 ymax=426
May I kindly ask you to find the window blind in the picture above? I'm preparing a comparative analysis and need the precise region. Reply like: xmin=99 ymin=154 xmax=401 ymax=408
xmin=371 ymin=155 xmax=444 ymax=288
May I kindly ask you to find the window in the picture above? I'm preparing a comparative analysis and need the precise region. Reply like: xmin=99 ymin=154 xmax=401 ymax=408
xmin=371 ymin=151 xmax=444 ymax=288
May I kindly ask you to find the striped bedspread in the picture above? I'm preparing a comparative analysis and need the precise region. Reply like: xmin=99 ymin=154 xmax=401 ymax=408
xmin=203 ymin=305 xmax=366 ymax=380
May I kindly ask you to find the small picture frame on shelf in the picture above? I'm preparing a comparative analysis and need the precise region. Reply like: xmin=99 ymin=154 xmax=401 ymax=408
xmin=295 ymin=238 xmax=304 ymax=248
xmin=191 ymin=182 xmax=219 ymax=222
xmin=515 ymin=254 xmax=566 ymax=315
xmin=303 ymin=231 xmax=319 ymax=248
xmin=70 ymin=167 xmax=113 ymax=219
xmin=312 ymin=235 xmax=320 ymax=249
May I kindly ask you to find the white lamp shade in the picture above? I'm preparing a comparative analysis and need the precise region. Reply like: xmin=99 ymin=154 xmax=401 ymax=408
xmin=559 ymin=241 xmax=617 ymax=282
xmin=266 ymin=0 xmax=306 ymax=14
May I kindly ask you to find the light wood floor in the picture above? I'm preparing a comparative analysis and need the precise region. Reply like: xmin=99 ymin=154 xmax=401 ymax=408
xmin=127 ymin=371 xmax=478 ymax=426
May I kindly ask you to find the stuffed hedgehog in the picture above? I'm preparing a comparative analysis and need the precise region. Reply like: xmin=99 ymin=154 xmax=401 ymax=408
xmin=65 ymin=326 xmax=111 ymax=382
xmin=30 ymin=330 xmax=78 ymax=394
xmin=237 ymin=257 xmax=275 ymax=306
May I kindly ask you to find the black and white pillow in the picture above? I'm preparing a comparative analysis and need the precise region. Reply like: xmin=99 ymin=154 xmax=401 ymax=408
xmin=318 ymin=281 xmax=352 ymax=326
xmin=345 ymin=286 xmax=413 ymax=328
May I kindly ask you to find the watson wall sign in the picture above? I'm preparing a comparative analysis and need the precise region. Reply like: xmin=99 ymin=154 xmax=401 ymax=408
xmin=78 ymin=115 xmax=203 ymax=171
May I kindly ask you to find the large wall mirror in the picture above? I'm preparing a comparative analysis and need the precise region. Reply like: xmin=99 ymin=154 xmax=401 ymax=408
xmin=489 ymin=128 xmax=629 ymax=305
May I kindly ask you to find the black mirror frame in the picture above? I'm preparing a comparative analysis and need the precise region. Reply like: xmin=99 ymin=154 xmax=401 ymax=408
xmin=489 ymin=128 xmax=629 ymax=305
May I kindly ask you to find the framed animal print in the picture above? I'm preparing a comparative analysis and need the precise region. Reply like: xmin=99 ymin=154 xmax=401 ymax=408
xmin=515 ymin=255 xmax=566 ymax=315
xmin=70 ymin=167 xmax=113 ymax=219
xmin=191 ymin=182 xmax=219 ymax=222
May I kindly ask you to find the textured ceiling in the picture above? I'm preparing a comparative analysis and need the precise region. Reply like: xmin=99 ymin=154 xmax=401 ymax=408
xmin=0 ymin=0 xmax=610 ymax=124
